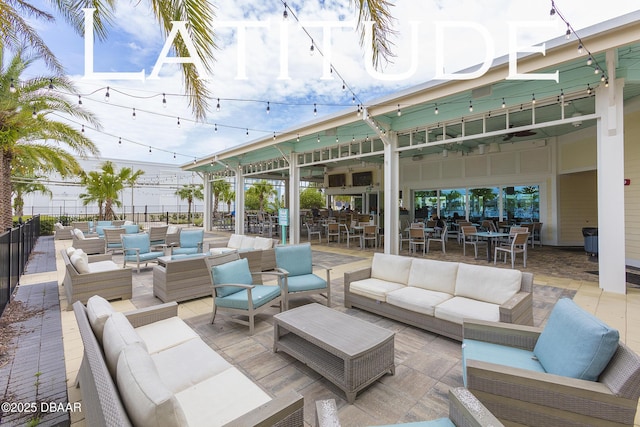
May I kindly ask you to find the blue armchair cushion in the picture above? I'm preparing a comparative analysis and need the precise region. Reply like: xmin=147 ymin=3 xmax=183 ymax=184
xmin=275 ymin=243 xmax=313 ymax=277
xmin=122 ymin=233 xmax=151 ymax=255
xmin=462 ymin=339 xmax=545 ymax=386
xmin=215 ymin=285 xmax=281 ymax=310
xmin=213 ymin=258 xmax=253 ymax=297
xmin=286 ymin=274 xmax=326 ymax=292
xmin=125 ymin=251 xmax=163 ymax=262
xmin=122 ymin=224 xmax=140 ymax=234
xmin=179 ymin=229 xmax=204 ymax=249
xmin=97 ymin=221 xmax=112 ymax=226
xmin=533 ymin=298 xmax=619 ymax=381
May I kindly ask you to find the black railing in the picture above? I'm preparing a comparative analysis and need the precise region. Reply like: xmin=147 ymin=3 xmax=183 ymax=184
xmin=0 ymin=216 xmax=41 ymax=315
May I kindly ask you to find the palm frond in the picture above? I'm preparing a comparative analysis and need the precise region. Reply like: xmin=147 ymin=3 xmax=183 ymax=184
xmin=352 ymin=0 xmax=397 ymax=69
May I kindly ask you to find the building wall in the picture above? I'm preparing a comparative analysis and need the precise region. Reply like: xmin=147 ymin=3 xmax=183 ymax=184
xmin=624 ymin=108 xmax=640 ymax=267
xmin=557 ymin=170 xmax=598 ymax=245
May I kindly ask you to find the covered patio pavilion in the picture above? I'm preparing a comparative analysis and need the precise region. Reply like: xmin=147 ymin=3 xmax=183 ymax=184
xmin=185 ymin=11 xmax=640 ymax=295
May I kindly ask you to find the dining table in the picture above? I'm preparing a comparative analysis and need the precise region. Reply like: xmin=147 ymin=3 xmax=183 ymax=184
xmin=472 ymin=231 xmax=511 ymax=262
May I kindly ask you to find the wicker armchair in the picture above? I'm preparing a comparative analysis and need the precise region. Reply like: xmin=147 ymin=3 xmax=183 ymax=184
xmin=463 ymin=319 xmax=640 ymax=426
xmin=71 ymin=229 xmax=105 ymax=255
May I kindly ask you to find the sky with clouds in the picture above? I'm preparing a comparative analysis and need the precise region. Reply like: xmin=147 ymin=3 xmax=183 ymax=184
xmin=24 ymin=0 xmax=640 ymax=166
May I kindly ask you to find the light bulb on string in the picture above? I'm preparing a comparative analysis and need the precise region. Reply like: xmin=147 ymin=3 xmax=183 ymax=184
xmin=177 ymin=117 xmax=181 ymax=128
xmin=32 ymin=106 xmax=37 ymax=119
xmin=266 ymin=101 xmax=270 ymax=114
xmin=532 ymin=94 xmax=536 ymax=105
xmin=173 ymin=153 xmax=176 ymax=159
xmin=118 ymin=137 xmax=122 ymax=145
xmin=342 ymin=81 xmax=346 ymax=91
xmin=501 ymin=98 xmax=506 ymax=108
xmin=594 ymin=67 xmax=600 ymax=75
xmin=317 ymin=134 xmax=320 ymax=143
xmin=352 ymin=95 xmax=355 ymax=104
xmin=313 ymin=103 xmax=317 ymax=116
xmin=246 ymin=128 xmax=249 ymax=136
xmin=104 ymin=86 xmax=110 ymax=102
xmin=48 ymin=79 xmax=54 ymax=91
xmin=132 ymin=108 xmax=136 ymax=120
xmin=9 ymin=79 xmax=16 ymax=93
xmin=587 ymin=56 xmax=593 ymax=66
xmin=565 ymin=24 xmax=571 ymax=39
xmin=309 ymin=43 xmax=315 ymax=56
xmin=148 ymin=146 xmax=152 ymax=154
xmin=162 ymin=93 xmax=167 ymax=107
xmin=434 ymin=104 xmax=439 ymax=114
xmin=587 ymin=84 xmax=592 ymax=95
xmin=578 ymin=43 xmax=583 ymax=54
xmin=214 ymin=124 xmax=218 ymax=133
xmin=468 ymin=101 xmax=473 ymax=112
xmin=78 ymin=95 xmax=82 ymax=105
xmin=81 ymin=125 xmax=85 ymax=133
xmin=216 ymin=98 xmax=221 ymax=111
xmin=273 ymin=132 xmax=276 ymax=140
xmin=397 ymin=104 xmax=402 ymax=116
xmin=283 ymin=2 xmax=288 ymax=19
xmin=296 ymin=134 xmax=300 ymax=142
xmin=601 ymin=74 xmax=606 ymax=82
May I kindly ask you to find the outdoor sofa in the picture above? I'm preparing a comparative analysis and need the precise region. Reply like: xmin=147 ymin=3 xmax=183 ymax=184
xmin=73 ymin=296 xmax=304 ymax=427
xmin=208 ymin=234 xmax=279 ymax=270
xmin=60 ymin=247 xmax=132 ymax=310
xmin=344 ymin=253 xmax=533 ymax=341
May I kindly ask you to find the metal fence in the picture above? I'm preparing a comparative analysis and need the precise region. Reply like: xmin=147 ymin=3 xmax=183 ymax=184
xmin=0 ymin=216 xmax=40 ymax=315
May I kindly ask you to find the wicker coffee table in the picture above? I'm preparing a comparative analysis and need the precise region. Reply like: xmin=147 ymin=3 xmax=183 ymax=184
xmin=273 ymin=303 xmax=395 ymax=403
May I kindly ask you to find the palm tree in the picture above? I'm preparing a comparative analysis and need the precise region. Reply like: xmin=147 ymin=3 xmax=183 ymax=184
xmin=211 ymin=180 xmax=231 ymax=216
xmin=79 ymin=161 xmax=145 ymax=220
xmin=221 ymin=186 xmax=235 ymax=214
xmin=11 ymin=174 xmax=52 ymax=217
xmin=247 ymin=180 xmax=276 ymax=213
xmin=175 ymin=184 xmax=203 ymax=224
xmin=0 ymin=48 xmax=100 ymax=229
xmin=1 ymin=1 xmax=395 ymax=121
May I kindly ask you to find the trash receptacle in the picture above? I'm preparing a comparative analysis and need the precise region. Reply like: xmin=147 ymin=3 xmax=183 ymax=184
xmin=582 ymin=227 xmax=598 ymax=256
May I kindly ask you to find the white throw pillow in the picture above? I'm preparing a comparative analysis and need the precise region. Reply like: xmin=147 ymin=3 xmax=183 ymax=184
xmin=54 ymin=222 xmax=63 ymax=230
xmin=408 ymin=259 xmax=458 ymax=294
xmin=102 ymin=312 xmax=147 ymax=378
xmin=70 ymin=249 xmax=90 ymax=274
xmin=227 ymin=234 xmax=243 ymax=249
xmin=86 ymin=295 xmax=115 ymax=342
xmin=66 ymin=246 xmax=76 ymax=257
xmin=240 ymin=236 xmax=255 ymax=249
xmin=73 ymin=228 xmax=85 ymax=240
xmin=454 ymin=263 xmax=522 ymax=305
xmin=253 ymin=236 xmax=273 ymax=250
xmin=117 ymin=344 xmax=188 ymax=427
xmin=371 ymin=253 xmax=413 ymax=285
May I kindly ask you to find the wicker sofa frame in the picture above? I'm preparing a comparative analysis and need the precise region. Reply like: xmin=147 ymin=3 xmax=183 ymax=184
xmin=71 ymin=231 xmax=106 ymax=255
xmin=60 ymin=250 xmax=132 ymax=310
xmin=344 ymin=260 xmax=533 ymax=341
xmin=463 ymin=319 xmax=640 ymax=427
xmin=73 ymin=301 xmax=304 ymax=427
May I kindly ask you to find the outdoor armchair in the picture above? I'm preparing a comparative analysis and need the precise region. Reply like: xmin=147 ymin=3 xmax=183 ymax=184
xmin=206 ymin=253 xmax=285 ymax=334
xmin=122 ymin=232 xmax=164 ymax=273
xmin=172 ymin=228 xmax=204 ymax=255
xmin=274 ymin=242 xmax=331 ymax=310
xmin=462 ymin=298 xmax=640 ymax=426
xmin=103 ymin=227 xmax=126 ymax=254
xmin=148 ymin=225 xmax=168 ymax=247
xmin=71 ymin=228 xmax=105 ymax=255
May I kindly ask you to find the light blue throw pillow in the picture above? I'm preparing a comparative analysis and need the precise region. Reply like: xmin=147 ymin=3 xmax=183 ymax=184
xmin=533 ymin=298 xmax=619 ymax=381
xmin=275 ymin=243 xmax=312 ymax=277
xmin=213 ymin=258 xmax=253 ymax=297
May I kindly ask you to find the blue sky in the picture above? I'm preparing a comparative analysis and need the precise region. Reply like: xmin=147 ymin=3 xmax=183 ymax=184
xmin=24 ymin=0 xmax=640 ymax=165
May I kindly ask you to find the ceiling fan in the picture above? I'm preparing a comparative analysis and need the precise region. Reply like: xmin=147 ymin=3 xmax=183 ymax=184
xmin=503 ymin=125 xmax=537 ymax=141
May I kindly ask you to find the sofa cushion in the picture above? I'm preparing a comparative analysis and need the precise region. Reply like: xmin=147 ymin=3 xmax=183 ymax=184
xmin=88 ymin=260 xmax=119 ymax=273
xmin=70 ymin=249 xmax=90 ymax=274
xmin=209 ymin=247 xmax=237 ymax=255
xmin=66 ymin=246 xmax=76 ymax=256
xmin=407 ymin=259 xmax=458 ymax=294
xmin=135 ymin=317 xmax=200 ymax=354
xmin=228 ymin=234 xmax=244 ymax=249
xmin=533 ymin=298 xmax=619 ymax=381
xmin=275 ymin=243 xmax=313 ymax=277
xmin=434 ymin=296 xmax=500 ymax=325
xmin=86 ymin=295 xmax=115 ymax=342
xmin=102 ymin=312 xmax=147 ymax=377
xmin=117 ymin=343 xmax=188 ymax=427
xmin=454 ymin=263 xmax=521 ymax=305
xmin=122 ymin=233 xmax=151 ymax=255
xmin=371 ymin=253 xmax=413 ymax=285
xmin=286 ymin=274 xmax=326 ymax=292
xmin=240 ymin=235 xmax=256 ymax=249
xmin=179 ymin=229 xmax=203 ymax=249
xmin=175 ymin=367 xmax=271 ymax=427
xmin=462 ymin=339 xmax=545 ymax=386
xmin=349 ymin=278 xmax=406 ymax=302
xmin=254 ymin=236 xmax=273 ymax=250
xmin=151 ymin=338 xmax=232 ymax=394
xmin=73 ymin=228 xmax=85 ymax=240
xmin=213 ymin=258 xmax=253 ymax=297
xmin=386 ymin=287 xmax=453 ymax=316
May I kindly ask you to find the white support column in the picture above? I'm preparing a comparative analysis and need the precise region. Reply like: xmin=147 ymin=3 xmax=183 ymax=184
xmin=384 ymin=132 xmax=400 ymax=254
xmin=288 ymin=153 xmax=300 ymax=244
xmin=203 ymin=174 xmax=212 ymax=231
xmin=235 ymin=170 xmax=245 ymax=235
xmin=595 ymin=51 xmax=626 ymax=294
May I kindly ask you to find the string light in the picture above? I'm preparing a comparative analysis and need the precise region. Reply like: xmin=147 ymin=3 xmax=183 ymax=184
xmin=246 ymin=128 xmax=249 ymax=136
xmin=266 ymin=101 xmax=270 ymax=114
xmin=104 ymin=86 xmax=110 ymax=102
xmin=434 ymin=104 xmax=439 ymax=115
xmin=342 ymin=81 xmax=346 ymax=91
xmin=283 ymin=2 xmax=288 ymax=19
xmin=313 ymin=103 xmax=317 ymax=116
xmin=309 ymin=42 xmax=315 ymax=56
xmin=501 ymin=98 xmax=506 ymax=109
xmin=162 ymin=93 xmax=167 ymax=107
xmin=81 ymin=124 xmax=85 ymax=133
xmin=177 ymin=117 xmax=181 ymax=128
xmin=132 ymin=108 xmax=136 ymax=120
xmin=531 ymin=94 xmax=536 ymax=104
xmin=577 ymin=43 xmax=583 ymax=54
xmin=216 ymin=98 xmax=221 ymax=111
xmin=78 ymin=95 xmax=82 ymax=105
xmin=587 ymin=84 xmax=592 ymax=95
xmin=317 ymin=134 xmax=320 ymax=143
xmin=468 ymin=100 xmax=473 ymax=112
xmin=32 ymin=106 xmax=37 ymax=119
xmin=214 ymin=124 xmax=218 ymax=133
xmin=48 ymin=79 xmax=54 ymax=91
xmin=273 ymin=131 xmax=276 ymax=140
xmin=296 ymin=134 xmax=300 ymax=142
xmin=565 ymin=23 xmax=571 ymax=39
xmin=397 ymin=104 xmax=402 ymax=116
xmin=118 ymin=137 xmax=122 ymax=144
xmin=173 ymin=153 xmax=176 ymax=159
xmin=587 ymin=56 xmax=593 ymax=66
xmin=9 ymin=79 xmax=16 ymax=93
xmin=148 ymin=146 xmax=152 ymax=154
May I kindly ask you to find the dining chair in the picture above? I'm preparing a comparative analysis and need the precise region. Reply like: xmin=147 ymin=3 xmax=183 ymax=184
xmin=461 ymin=225 xmax=486 ymax=258
xmin=327 ymin=222 xmax=340 ymax=244
xmin=341 ymin=224 xmax=362 ymax=248
xmin=427 ymin=224 xmax=447 ymax=254
xmin=532 ymin=222 xmax=543 ymax=247
xmin=494 ymin=232 xmax=529 ymax=268
xmin=362 ymin=225 xmax=378 ymax=249
xmin=305 ymin=222 xmax=322 ymax=243
xmin=409 ymin=227 xmax=426 ymax=255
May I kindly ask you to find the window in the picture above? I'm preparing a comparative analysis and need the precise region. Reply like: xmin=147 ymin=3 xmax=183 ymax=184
xmin=503 ymin=185 xmax=539 ymax=222
xmin=328 ymin=174 xmax=346 ymax=187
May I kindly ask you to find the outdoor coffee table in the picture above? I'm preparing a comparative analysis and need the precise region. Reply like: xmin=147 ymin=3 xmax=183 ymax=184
xmin=273 ymin=303 xmax=395 ymax=403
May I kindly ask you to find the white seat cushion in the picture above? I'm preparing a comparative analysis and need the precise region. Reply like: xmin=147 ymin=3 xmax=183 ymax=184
xmin=371 ymin=253 xmax=413 ymax=285
xmin=151 ymin=339 xmax=232 ymax=394
xmin=455 ymin=263 xmax=522 ymax=305
xmin=175 ymin=367 xmax=271 ymax=427
xmin=117 ymin=344 xmax=188 ymax=427
xmin=434 ymin=296 xmax=500 ymax=325
xmin=407 ymin=259 xmax=458 ymax=294
xmin=209 ymin=247 xmax=236 ymax=255
xmin=87 ymin=260 xmax=119 ymax=273
xmin=135 ymin=317 xmax=200 ymax=354
xmin=349 ymin=278 xmax=405 ymax=302
xmin=386 ymin=287 xmax=453 ymax=316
